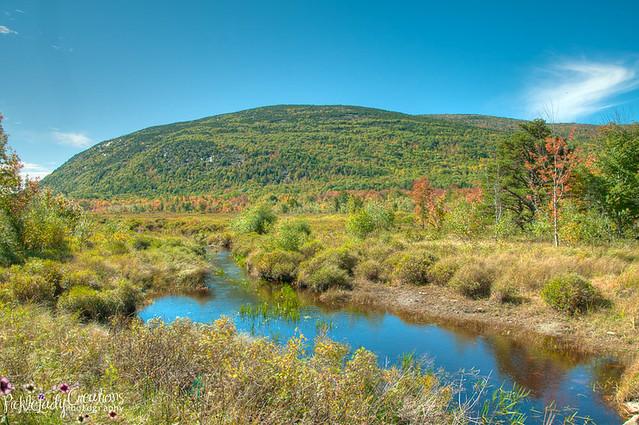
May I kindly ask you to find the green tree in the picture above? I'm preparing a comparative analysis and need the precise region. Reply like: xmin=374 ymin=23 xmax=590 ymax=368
xmin=346 ymin=202 xmax=394 ymax=239
xmin=231 ymin=204 xmax=277 ymax=234
xmin=0 ymin=114 xmax=85 ymax=265
xmin=489 ymin=119 xmax=551 ymax=229
xmin=587 ymin=123 xmax=639 ymax=235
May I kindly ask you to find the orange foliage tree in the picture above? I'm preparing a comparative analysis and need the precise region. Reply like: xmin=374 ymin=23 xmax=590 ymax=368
xmin=411 ymin=177 xmax=446 ymax=230
xmin=525 ymin=130 xmax=581 ymax=246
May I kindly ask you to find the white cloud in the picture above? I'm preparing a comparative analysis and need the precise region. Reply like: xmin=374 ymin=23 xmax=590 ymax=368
xmin=0 ymin=25 xmax=18 ymax=35
xmin=20 ymin=162 xmax=53 ymax=180
xmin=53 ymin=131 xmax=92 ymax=148
xmin=51 ymin=45 xmax=73 ymax=53
xmin=526 ymin=60 xmax=639 ymax=122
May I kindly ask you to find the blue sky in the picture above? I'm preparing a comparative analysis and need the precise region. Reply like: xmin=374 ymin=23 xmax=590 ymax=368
xmin=1 ymin=0 xmax=638 ymax=178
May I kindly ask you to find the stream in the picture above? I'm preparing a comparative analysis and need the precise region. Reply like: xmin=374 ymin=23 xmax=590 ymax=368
xmin=139 ymin=250 xmax=624 ymax=424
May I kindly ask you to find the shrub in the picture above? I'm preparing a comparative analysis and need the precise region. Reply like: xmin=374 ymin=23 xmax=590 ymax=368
xmin=255 ymin=249 xmax=304 ymax=283
xmin=63 ymin=268 xmax=101 ymax=290
xmin=426 ymin=257 xmax=459 ymax=286
xmin=449 ymin=261 xmax=494 ymax=299
xmin=117 ymin=281 xmax=144 ymax=316
xmin=58 ymin=281 xmax=142 ymax=322
xmin=391 ymin=251 xmax=438 ymax=285
xmin=5 ymin=270 xmax=55 ymax=304
xmin=57 ymin=286 xmax=119 ymax=322
xmin=0 ymin=207 xmax=24 ymax=266
xmin=23 ymin=259 xmax=65 ymax=295
xmin=231 ymin=204 xmax=277 ymax=235
xmin=132 ymin=235 xmax=153 ymax=250
xmin=327 ymin=246 xmax=359 ymax=275
xmin=299 ymin=240 xmax=324 ymax=258
xmin=443 ymin=198 xmax=485 ymax=241
xmin=492 ymin=280 xmax=523 ymax=304
xmin=355 ymin=259 xmax=385 ymax=282
xmin=346 ymin=202 xmax=394 ymax=239
xmin=21 ymin=189 xmax=86 ymax=259
xmin=541 ymin=274 xmax=602 ymax=315
xmin=276 ymin=219 xmax=311 ymax=252
xmin=304 ymin=264 xmax=351 ymax=292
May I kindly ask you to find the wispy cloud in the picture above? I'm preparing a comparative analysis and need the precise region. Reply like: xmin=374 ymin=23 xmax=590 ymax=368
xmin=52 ymin=45 xmax=73 ymax=53
xmin=526 ymin=59 xmax=639 ymax=122
xmin=0 ymin=25 xmax=18 ymax=35
xmin=53 ymin=131 xmax=92 ymax=148
xmin=20 ymin=162 xmax=53 ymax=180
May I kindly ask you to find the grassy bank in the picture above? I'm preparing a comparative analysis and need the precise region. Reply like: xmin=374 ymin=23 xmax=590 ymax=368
xmin=218 ymin=208 xmax=639 ymax=412
xmin=1 ymin=302 xmax=480 ymax=424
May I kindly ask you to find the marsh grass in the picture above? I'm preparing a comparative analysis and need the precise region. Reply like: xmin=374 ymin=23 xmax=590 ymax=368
xmin=0 ymin=303 xmax=474 ymax=424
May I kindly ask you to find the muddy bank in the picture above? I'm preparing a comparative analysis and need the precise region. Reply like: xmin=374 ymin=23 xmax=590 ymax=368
xmin=320 ymin=279 xmax=636 ymax=362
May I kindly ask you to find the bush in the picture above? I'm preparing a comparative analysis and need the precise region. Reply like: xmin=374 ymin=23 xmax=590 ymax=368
xmin=327 ymin=246 xmax=359 ymax=275
xmin=2 ymin=259 xmax=67 ymax=304
xmin=492 ymin=280 xmax=523 ymax=304
xmin=63 ymin=268 xmax=102 ymax=290
xmin=4 ymin=270 xmax=56 ymax=304
xmin=391 ymin=251 xmax=438 ymax=285
xmin=57 ymin=285 xmax=118 ymax=322
xmin=132 ymin=235 xmax=154 ymax=250
xmin=541 ymin=274 xmax=602 ymax=315
xmin=346 ymin=202 xmax=394 ymax=239
xmin=58 ymin=281 xmax=142 ymax=322
xmin=22 ymin=189 xmax=85 ymax=258
xmin=426 ymin=257 xmax=459 ymax=286
xmin=232 ymin=204 xmax=277 ymax=235
xmin=255 ymin=249 xmax=304 ymax=283
xmin=304 ymin=264 xmax=351 ymax=292
xmin=355 ymin=259 xmax=385 ymax=282
xmin=23 ymin=259 xmax=64 ymax=295
xmin=0 ymin=207 xmax=24 ymax=266
xmin=299 ymin=240 xmax=324 ymax=258
xmin=449 ymin=261 xmax=494 ymax=299
xmin=276 ymin=219 xmax=311 ymax=251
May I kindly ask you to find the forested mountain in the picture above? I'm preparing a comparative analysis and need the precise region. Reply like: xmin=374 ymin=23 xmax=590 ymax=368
xmin=41 ymin=105 xmax=599 ymax=199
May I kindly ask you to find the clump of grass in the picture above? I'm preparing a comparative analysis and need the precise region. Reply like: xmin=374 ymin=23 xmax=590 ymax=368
xmin=253 ymin=249 xmax=304 ymax=283
xmin=57 ymin=280 xmax=142 ymax=322
xmin=301 ymin=263 xmax=351 ymax=292
xmin=231 ymin=204 xmax=277 ymax=235
xmin=275 ymin=219 xmax=312 ymax=252
xmin=355 ymin=259 xmax=385 ymax=282
xmin=2 ymin=269 xmax=56 ymax=305
xmin=491 ymin=280 xmax=524 ymax=305
xmin=299 ymin=239 xmax=324 ymax=259
xmin=426 ymin=256 xmax=459 ymax=286
xmin=616 ymin=356 xmax=639 ymax=405
xmin=618 ymin=263 xmax=639 ymax=289
xmin=390 ymin=250 xmax=438 ymax=285
xmin=449 ymin=261 xmax=494 ymax=299
xmin=541 ymin=273 xmax=604 ymax=315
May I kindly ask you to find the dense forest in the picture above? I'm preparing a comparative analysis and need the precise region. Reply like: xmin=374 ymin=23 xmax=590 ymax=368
xmin=41 ymin=105 xmax=598 ymax=199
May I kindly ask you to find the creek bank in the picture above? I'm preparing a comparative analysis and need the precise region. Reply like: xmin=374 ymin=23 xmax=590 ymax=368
xmin=321 ymin=279 xmax=635 ymax=360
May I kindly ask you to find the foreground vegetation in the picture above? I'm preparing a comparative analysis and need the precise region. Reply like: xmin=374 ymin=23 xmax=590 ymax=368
xmin=2 ymin=302 xmax=474 ymax=424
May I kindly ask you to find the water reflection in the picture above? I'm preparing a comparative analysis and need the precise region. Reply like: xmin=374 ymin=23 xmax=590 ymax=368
xmin=139 ymin=250 xmax=623 ymax=424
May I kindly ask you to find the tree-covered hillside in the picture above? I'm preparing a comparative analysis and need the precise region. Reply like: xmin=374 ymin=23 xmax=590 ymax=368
xmin=41 ymin=105 xmax=596 ymax=199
